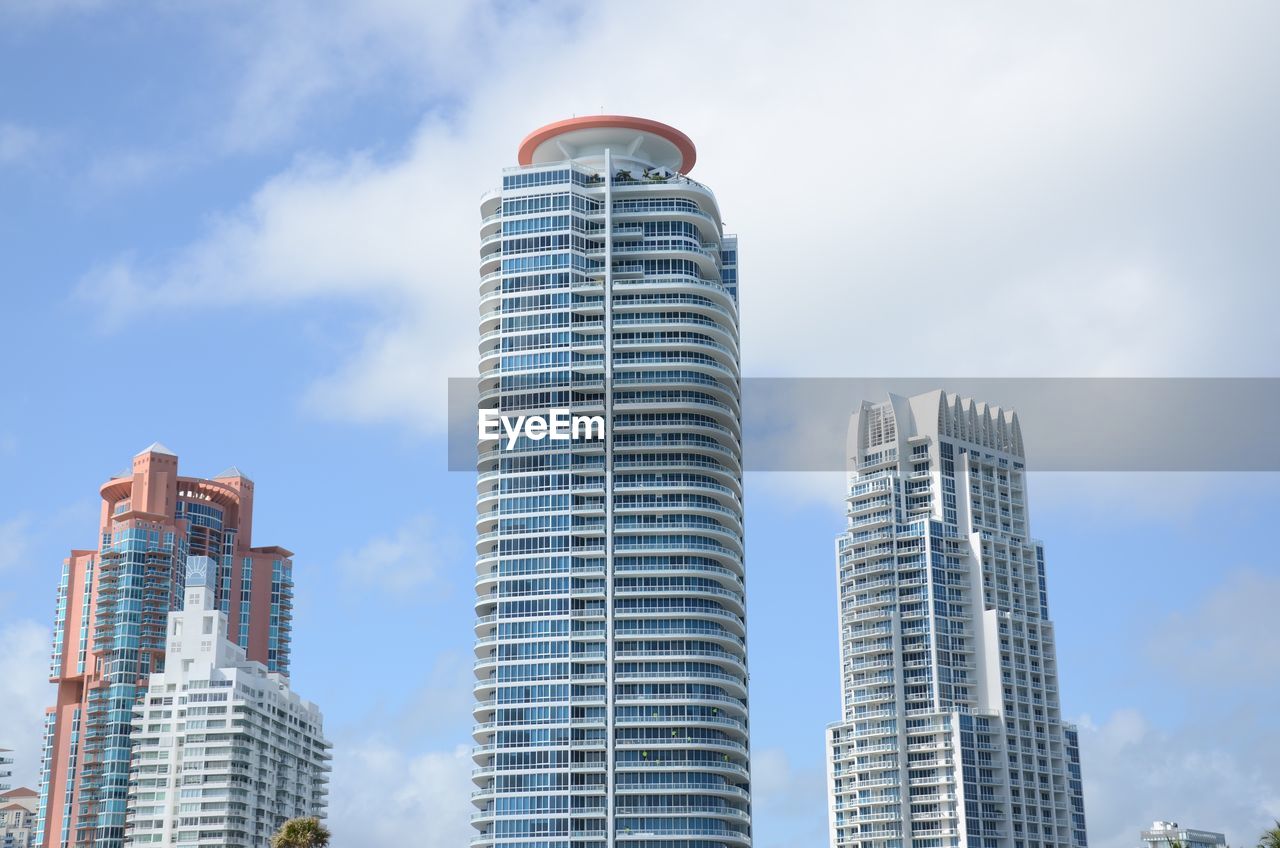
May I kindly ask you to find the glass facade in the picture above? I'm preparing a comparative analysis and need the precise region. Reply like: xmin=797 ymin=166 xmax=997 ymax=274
xmin=80 ymin=525 xmax=186 ymax=848
xmin=473 ymin=122 xmax=751 ymax=848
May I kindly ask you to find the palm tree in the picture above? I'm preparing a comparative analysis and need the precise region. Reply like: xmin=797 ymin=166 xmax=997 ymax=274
xmin=1258 ymin=823 xmax=1280 ymax=848
xmin=271 ymin=817 xmax=331 ymax=848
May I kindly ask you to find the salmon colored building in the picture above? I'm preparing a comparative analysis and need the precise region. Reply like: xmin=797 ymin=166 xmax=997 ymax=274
xmin=36 ymin=444 xmax=294 ymax=848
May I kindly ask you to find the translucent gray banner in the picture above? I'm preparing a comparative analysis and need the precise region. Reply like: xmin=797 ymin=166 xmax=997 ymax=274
xmin=448 ymin=378 xmax=1280 ymax=472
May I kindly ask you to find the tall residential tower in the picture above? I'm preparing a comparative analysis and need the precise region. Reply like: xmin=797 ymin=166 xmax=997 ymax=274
xmin=37 ymin=446 xmax=294 ymax=848
xmin=123 ymin=560 xmax=329 ymax=846
xmin=472 ymin=117 xmax=751 ymax=848
xmin=826 ymin=392 xmax=1087 ymax=848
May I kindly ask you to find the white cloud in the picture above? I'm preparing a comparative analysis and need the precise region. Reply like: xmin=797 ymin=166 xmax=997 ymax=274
xmin=336 ymin=512 xmax=455 ymax=593
xmin=213 ymin=0 xmax=579 ymax=152
xmin=328 ymin=742 xmax=473 ymax=847
xmin=78 ymin=123 xmax=484 ymax=430
xmin=74 ymin=1 xmax=1280 ymax=435
xmin=0 ymin=620 xmax=53 ymax=789
xmin=1148 ymin=569 xmax=1280 ymax=690
xmin=1076 ymin=570 xmax=1280 ymax=848
xmin=1029 ymin=473 xmax=1280 ymax=523
xmin=0 ymin=504 xmax=94 ymax=614
xmin=1077 ymin=709 xmax=1280 ymax=848
xmin=0 ymin=123 xmax=41 ymax=165
xmin=326 ymin=652 xmax=475 ymax=845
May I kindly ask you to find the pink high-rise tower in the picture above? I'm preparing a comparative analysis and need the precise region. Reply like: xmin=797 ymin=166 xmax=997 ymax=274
xmin=36 ymin=444 xmax=294 ymax=848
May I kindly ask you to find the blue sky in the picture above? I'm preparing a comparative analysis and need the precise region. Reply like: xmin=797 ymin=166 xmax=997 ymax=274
xmin=2 ymin=3 xmax=1279 ymax=847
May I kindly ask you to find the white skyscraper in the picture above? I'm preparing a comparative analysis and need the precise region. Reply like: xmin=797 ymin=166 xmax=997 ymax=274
xmin=826 ymin=391 xmax=1087 ymax=848
xmin=123 ymin=561 xmax=330 ymax=847
xmin=472 ymin=116 xmax=749 ymax=847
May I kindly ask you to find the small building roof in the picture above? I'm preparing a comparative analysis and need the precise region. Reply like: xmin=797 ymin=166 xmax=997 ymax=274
xmin=135 ymin=441 xmax=177 ymax=457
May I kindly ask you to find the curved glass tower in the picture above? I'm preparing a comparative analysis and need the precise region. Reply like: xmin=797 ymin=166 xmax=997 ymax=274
xmin=472 ymin=116 xmax=751 ymax=848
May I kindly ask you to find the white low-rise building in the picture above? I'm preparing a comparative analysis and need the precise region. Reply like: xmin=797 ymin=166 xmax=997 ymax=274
xmin=1 ymin=786 xmax=38 ymax=848
xmin=1141 ymin=821 xmax=1227 ymax=848
xmin=123 ymin=571 xmax=330 ymax=847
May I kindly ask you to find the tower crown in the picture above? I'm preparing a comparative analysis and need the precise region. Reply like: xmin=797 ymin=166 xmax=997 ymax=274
xmin=517 ymin=115 xmax=697 ymax=173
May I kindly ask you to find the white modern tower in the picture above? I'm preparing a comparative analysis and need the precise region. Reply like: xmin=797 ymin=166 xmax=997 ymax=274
xmin=825 ymin=392 xmax=1087 ymax=848
xmin=122 ymin=560 xmax=330 ymax=847
xmin=472 ymin=116 xmax=750 ymax=848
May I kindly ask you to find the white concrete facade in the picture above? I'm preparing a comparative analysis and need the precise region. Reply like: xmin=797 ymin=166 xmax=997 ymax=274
xmin=1141 ymin=821 xmax=1227 ymax=848
xmin=1 ymin=786 xmax=38 ymax=848
xmin=122 ymin=580 xmax=329 ymax=848
xmin=826 ymin=391 xmax=1087 ymax=848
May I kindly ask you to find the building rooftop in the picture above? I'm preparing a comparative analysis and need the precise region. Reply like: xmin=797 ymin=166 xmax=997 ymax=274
xmin=1142 ymin=822 xmax=1228 ymax=845
xmin=135 ymin=441 xmax=177 ymax=457
xmin=518 ymin=115 xmax=696 ymax=174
